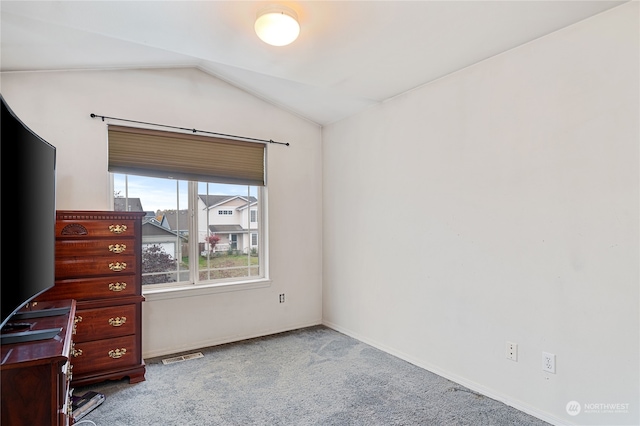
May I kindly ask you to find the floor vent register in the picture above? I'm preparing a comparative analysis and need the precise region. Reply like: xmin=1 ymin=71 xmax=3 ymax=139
xmin=162 ymin=352 xmax=204 ymax=365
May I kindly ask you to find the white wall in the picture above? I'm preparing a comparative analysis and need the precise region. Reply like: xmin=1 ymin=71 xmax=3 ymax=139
xmin=1 ymin=67 xmax=323 ymax=357
xmin=323 ymin=4 xmax=638 ymax=426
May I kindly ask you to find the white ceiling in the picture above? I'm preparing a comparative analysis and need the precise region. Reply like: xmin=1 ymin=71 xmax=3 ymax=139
xmin=0 ymin=1 xmax=626 ymax=126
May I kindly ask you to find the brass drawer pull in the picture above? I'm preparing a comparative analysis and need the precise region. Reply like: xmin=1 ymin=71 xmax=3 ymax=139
xmin=108 ymin=317 xmax=127 ymax=327
xmin=108 ymin=348 xmax=127 ymax=359
xmin=71 ymin=343 xmax=83 ymax=358
xmin=108 ymin=244 xmax=127 ymax=254
xmin=73 ymin=316 xmax=82 ymax=335
xmin=109 ymin=224 xmax=127 ymax=234
xmin=109 ymin=262 xmax=127 ymax=272
xmin=109 ymin=282 xmax=127 ymax=292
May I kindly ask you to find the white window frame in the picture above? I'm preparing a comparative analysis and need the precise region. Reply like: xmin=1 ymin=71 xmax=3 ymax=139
xmin=111 ymin=175 xmax=270 ymax=301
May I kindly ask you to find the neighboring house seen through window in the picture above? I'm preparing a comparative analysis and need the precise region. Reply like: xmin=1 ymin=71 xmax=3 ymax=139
xmin=114 ymin=174 xmax=263 ymax=287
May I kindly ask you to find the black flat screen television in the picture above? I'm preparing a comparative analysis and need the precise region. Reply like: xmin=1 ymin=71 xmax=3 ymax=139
xmin=1 ymin=95 xmax=61 ymax=343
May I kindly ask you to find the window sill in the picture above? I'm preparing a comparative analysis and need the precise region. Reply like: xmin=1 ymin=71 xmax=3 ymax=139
xmin=142 ymin=278 xmax=272 ymax=302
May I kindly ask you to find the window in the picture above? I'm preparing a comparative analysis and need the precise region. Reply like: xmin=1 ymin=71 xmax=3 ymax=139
xmin=109 ymin=125 xmax=266 ymax=289
xmin=114 ymin=175 xmax=263 ymax=286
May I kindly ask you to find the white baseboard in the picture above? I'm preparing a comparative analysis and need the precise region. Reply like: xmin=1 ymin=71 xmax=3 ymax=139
xmin=322 ymin=320 xmax=570 ymax=426
xmin=143 ymin=319 xmax=322 ymax=359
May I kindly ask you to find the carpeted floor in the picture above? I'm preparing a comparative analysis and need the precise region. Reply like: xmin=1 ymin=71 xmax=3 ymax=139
xmin=75 ymin=326 xmax=550 ymax=426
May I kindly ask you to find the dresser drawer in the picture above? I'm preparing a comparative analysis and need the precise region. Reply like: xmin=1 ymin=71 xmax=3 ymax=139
xmin=56 ymin=238 xmax=135 ymax=257
xmin=56 ymin=219 xmax=137 ymax=239
xmin=45 ymin=276 xmax=138 ymax=301
xmin=70 ymin=335 xmax=139 ymax=375
xmin=74 ymin=304 xmax=138 ymax=342
xmin=56 ymin=255 xmax=137 ymax=278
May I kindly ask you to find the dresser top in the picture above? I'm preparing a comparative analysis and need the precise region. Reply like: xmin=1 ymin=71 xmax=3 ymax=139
xmin=56 ymin=210 xmax=146 ymax=221
xmin=1 ymin=300 xmax=76 ymax=368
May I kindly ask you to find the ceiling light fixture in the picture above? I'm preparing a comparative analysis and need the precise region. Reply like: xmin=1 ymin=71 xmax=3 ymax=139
xmin=255 ymin=5 xmax=300 ymax=47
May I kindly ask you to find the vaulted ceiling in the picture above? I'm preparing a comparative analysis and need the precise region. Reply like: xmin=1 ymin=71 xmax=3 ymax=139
xmin=0 ymin=1 xmax=626 ymax=125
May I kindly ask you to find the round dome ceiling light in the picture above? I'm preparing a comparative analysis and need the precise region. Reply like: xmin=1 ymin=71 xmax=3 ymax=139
xmin=255 ymin=5 xmax=300 ymax=47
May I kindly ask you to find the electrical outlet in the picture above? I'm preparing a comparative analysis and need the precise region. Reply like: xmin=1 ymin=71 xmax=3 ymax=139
xmin=506 ymin=342 xmax=518 ymax=361
xmin=543 ymin=352 xmax=556 ymax=373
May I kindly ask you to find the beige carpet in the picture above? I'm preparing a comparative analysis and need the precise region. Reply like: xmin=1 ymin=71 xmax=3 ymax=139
xmin=75 ymin=326 xmax=550 ymax=426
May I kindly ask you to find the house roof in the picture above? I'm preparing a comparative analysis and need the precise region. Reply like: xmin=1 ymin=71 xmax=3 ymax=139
xmin=162 ymin=209 xmax=189 ymax=231
xmin=199 ymin=195 xmax=234 ymax=209
xmin=142 ymin=220 xmax=186 ymax=239
xmin=199 ymin=195 xmax=257 ymax=210
xmin=114 ymin=197 xmax=144 ymax=212
xmin=237 ymin=202 xmax=258 ymax=212
xmin=209 ymin=225 xmax=246 ymax=234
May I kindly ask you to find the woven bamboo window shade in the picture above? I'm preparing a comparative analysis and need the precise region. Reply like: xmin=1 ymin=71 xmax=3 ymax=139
xmin=108 ymin=125 xmax=265 ymax=186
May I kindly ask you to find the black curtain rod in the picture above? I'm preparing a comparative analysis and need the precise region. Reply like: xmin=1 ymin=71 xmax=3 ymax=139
xmin=90 ymin=113 xmax=290 ymax=146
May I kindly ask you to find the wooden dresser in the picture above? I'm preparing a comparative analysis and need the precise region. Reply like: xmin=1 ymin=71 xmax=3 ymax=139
xmin=39 ymin=210 xmax=146 ymax=387
xmin=1 ymin=299 xmax=76 ymax=426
